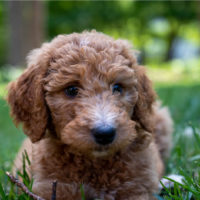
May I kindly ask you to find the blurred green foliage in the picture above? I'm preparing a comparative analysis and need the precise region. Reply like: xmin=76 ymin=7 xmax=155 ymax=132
xmin=0 ymin=1 xmax=8 ymax=66
xmin=0 ymin=1 xmax=199 ymax=66
xmin=47 ymin=1 xmax=200 ymax=63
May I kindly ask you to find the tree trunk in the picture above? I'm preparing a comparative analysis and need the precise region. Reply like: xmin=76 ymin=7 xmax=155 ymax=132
xmin=7 ymin=1 xmax=46 ymax=66
xmin=164 ymin=30 xmax=177 ymax=62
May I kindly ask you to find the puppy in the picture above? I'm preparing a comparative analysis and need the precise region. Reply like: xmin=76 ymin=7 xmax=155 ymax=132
xmin=7 ymin=31 xmax=173 ymax=200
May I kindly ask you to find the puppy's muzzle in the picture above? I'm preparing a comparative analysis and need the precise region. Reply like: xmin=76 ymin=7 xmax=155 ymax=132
xmin=92 ymin=126 xmax=116 ymax=145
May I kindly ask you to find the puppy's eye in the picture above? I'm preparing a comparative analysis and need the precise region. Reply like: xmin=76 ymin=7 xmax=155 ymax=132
xmin=64 ymin=86 xmax=79 ymax=97
xmin=112 ymin=83 xmax=123 ymax=94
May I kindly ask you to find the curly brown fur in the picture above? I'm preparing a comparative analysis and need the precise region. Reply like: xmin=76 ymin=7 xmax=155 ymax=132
xmin=7 ymin=31 xmax=173 ymax=200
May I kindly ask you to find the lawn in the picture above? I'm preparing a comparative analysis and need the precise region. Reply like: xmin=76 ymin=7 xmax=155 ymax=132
xmin=0 ymin=65 xmax=200 ymax=199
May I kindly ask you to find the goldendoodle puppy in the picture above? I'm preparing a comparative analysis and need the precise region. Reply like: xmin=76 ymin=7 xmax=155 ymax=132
xmin=7 ymin=31 xmax=173 ymax=200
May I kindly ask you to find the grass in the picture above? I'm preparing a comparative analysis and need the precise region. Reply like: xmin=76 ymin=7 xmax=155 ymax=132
xmin=0 ymin=151 xmax=33 ymax=200
xmin=0 ymin=64 xmax=200 ymax=199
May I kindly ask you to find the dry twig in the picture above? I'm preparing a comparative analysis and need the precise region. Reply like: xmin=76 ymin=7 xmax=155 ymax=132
xmin=6 ymin=171 xmax=45 ymax=200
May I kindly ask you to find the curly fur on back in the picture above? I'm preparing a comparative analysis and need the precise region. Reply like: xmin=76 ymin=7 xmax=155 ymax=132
xmin=7 ymin=31 xmax=173 ymax=200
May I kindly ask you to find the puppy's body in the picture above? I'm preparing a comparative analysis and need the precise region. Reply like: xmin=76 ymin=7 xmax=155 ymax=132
xmin=15 ymin=137 xmax=161 ymax=200
xmin=8 ymin=31 xmax=173 ymax=200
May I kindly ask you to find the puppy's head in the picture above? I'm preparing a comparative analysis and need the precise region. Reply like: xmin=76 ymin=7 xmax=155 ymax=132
xmin=7 ymin=31 xmax=155 ymax=157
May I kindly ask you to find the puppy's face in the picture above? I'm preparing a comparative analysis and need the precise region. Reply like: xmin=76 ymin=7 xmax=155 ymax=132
xmin=44 ymin=48 xmax=138 ymax=156
xmin=7 ymin=32 xmax=155 ymax=157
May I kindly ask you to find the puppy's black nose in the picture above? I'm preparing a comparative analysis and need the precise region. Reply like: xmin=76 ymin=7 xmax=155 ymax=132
xmin=92 ymin=126 xmax=116 ymax=145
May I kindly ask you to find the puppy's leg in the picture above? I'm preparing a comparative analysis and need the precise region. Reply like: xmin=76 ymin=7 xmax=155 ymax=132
xmin=33 ymin=180 xmax=98 ymax=200
xmin=153 ymin=102 xmax=173 ymax=161
xmin=33 ymin=181 xmax=81 ymax=200
xmin=121 ymin=194 xmax=155 ymax=200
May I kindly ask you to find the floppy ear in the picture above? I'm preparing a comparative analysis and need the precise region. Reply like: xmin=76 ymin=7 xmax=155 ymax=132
xmin=132 ymin=66 xmax=156 ymax=133
xmin=131 ymin=124 xmax=152 ymax=151
xmin=7 ymin=50 xmax=49 ymax=143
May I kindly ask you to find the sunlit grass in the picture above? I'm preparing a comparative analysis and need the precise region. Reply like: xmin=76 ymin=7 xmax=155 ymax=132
xmin=147 ymin=59 xmax=200 ymax=87
xmin=0 ymin=83 xmax=7 ymax=97
xmin=0 ymin=97 xmax=24 ymax=176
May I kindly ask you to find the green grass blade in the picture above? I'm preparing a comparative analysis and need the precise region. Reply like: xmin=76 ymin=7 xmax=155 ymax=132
xmin=0 ymin=182 xmax=7 ymax=200
xmin=80 ymin=184 xmax=85 ymax=200
xmin=163 ymin=176 xmax=199 ymax=196
xmin=24 ymin=150 xmax=31 ymax=166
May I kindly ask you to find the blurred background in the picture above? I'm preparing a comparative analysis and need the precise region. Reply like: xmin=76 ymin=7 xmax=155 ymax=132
xmin=0 ymin=1 xmax=200 ymax=81
xmin=0 ymin=1 xmax=200 ymax=190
